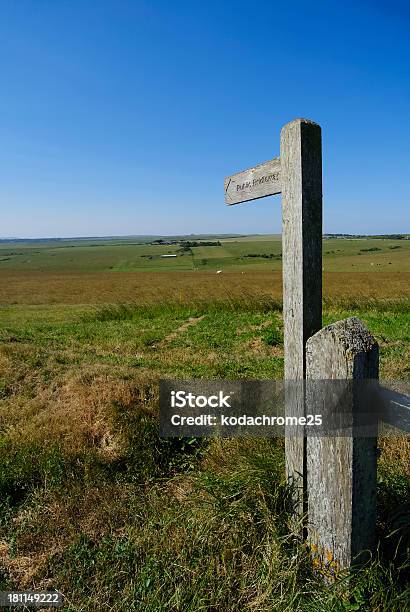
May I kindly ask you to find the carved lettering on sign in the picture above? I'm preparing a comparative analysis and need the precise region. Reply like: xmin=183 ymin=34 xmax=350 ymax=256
xmin=224 ymin=157 xmax=282 ymax=205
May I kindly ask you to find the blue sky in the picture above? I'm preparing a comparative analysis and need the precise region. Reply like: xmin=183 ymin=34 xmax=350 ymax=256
xmin=0 ymin=0 xmax=409 ymax=238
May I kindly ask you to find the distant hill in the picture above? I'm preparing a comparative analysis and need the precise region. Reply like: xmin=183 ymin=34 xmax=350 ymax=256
xmin=0 ymin=233 xmax=408 ymax=245
xmin=0 ymin=233 xmax=250 ymax=244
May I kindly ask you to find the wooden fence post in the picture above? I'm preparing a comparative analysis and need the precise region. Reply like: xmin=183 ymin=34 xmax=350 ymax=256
xmin=305 ymin=317 xmax=379 ymax=575
xmin=280 ymin=119 xmax=322 ymax=515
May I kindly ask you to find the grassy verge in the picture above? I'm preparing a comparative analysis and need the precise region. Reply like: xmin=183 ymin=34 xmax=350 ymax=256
xmin=0 ymin=297 xmax=409 ymax=610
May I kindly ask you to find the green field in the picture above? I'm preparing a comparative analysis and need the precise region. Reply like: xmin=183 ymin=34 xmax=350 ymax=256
xmin=1 ymin=234 xmax=409 ymax=272
xmin=0 ymin=235 xmax=409 ymax=610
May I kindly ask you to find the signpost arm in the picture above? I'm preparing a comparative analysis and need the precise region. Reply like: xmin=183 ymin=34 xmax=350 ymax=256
xmin=280 ymin=118 xmax=323 ymax=515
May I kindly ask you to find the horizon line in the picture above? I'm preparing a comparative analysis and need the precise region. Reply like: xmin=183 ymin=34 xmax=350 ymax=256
xmin=1 ymin=232 xmax=409 ymax=242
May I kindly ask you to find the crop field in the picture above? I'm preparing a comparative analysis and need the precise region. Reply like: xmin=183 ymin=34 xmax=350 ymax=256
xmin=1 ymin=234 xmax=409 ymax=273
xmin=0 ymin=235 xmax=409 ymax=610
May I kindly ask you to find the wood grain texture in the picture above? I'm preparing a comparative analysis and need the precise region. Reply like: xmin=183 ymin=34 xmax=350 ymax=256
xmin=280 ymin=118 xmax=322 ymax=514
xmin=306 ymin=317 xmax=379 ymax=574
xmin=224 ymin=157 xmax=281 ymax=205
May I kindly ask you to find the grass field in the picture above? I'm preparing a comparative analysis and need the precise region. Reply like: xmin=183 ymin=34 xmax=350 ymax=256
xmin=0 ymin=235 xmax=409 ymax=610
xmin=1 ymin=234 xmax=409 ymax=273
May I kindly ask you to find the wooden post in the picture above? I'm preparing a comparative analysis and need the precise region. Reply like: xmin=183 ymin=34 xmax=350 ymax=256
xmin=280 ymin=119 xmax=322 ymax=514
xmin=305 ymin=317 xmax=379 ymax=575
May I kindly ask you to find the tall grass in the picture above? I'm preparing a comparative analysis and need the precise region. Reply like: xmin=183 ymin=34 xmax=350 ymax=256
xmin=323 ymin=296 xmax=410 ymax=314
xmin=87 ymin=295 xmax=284 ymax=323
xmin=2 ymin=438 xmax=407 ymax=611
xmin=0 ymin=290 xmax=408 ymax=609
xmin=87 ymin=293 xmax=409 ymax=325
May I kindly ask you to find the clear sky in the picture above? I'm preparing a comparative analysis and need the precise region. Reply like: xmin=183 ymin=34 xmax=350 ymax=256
xmin=1 ymin=0 xmax=409 ymax=238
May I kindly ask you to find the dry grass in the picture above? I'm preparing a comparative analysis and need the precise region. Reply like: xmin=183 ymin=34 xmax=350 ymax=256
xmin=0 ymin=357 xmax=155 ymax=458
xmin=0 ymin=482 xmax=136 ymax=589
xmin=0 ymin=271 xmax=408 ymax=608
xmin=1 ymin=269 xmax=409 ymax=306
xmin=379 ymin=437 xmax=410 ymax=477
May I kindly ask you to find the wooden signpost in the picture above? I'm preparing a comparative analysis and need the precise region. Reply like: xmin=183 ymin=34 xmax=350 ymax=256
xmin=224 ymin=157 xmax=281 ymax=205
xmin=224 ymin=118 xmax=410 ymax=576
xmin=225 ymin=118 xmax=323 ymax=514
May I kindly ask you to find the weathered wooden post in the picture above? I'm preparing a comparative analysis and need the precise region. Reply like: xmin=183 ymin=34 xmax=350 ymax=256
xmin=305 ymin=317 xmax=379 ymax=575
xmin=280 ymin=120 xmax=322 ymax=515
xmin=223 ymin=122 xmax=410 ymax=576
xmin=224 ymin=118 xmax=323 ymax=515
